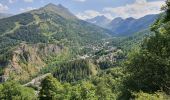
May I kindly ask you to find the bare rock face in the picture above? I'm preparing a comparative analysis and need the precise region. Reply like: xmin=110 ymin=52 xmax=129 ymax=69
xmin=3 ymin=43 xmax=63 ymax=82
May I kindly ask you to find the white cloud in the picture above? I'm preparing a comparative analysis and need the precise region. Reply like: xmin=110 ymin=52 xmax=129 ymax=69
xmin=76 ymin=10 xmax=113 ymax=20
xmin=20 ymin=7 xmax=36 ymax=12
xmin=73 ymin=0 xmax=86 ymax=2
xmin=24 ymin=0 xmax=33 ymax=3
xmin=103 ymin=0 xmax=164 ymax=19
xmin=0 ymin=3 xmax=9 ymax=13
xmin=76 ymin=0 xmax=164 ymax=20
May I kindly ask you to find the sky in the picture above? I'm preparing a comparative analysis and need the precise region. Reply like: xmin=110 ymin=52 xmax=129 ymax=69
xmin=0 ymin=0 xmax=166 ymax=20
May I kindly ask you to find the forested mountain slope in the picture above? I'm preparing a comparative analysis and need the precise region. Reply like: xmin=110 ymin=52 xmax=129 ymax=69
xmin=107 ymin=29 xmax=154 ymax=52
xmin=0 ymin=3 xmax=112 ymax=82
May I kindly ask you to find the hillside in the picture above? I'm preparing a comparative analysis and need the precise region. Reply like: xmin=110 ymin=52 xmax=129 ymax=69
xmin=0 ymin=4 xmax=111 ymax=45
xmin=0 ymin=3 xmax=112 ymax=82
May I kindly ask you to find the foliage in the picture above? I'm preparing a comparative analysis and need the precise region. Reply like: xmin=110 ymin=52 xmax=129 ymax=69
xmin=107 ymin=29 xmax=154 ymax=53
xmin=133 ymin=91 xmax=170 ymax=100
xmin=43 ymin=59 xmax=97 ymax=82
xmin=7 ymin=27 xmax=48 ymax=43
xmin=39 ymin=67 xmax=126 ymax=100
xmin=125 ymin=0 xmax=170 ymax=94
xmin=0 ymin=13 xmax=33 ymax=35
xmin=0 ymin=81 xmax=37 ymax=100
xmin=98 ymin=61 xmax=114 ymax=70
xmin=39 ymin=75 xmax=64 ymax=100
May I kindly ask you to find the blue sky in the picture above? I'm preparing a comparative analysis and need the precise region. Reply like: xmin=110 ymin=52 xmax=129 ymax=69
xmin=0 ymin=0 xmax=166 ymax=20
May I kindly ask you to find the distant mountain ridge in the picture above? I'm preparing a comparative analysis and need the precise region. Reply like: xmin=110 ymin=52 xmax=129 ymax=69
xmin=108 ymin=14 xmax=159 ymax=36
xmin=87 ymin=14 xmax=159 ymax=36
xmin=86 ymin=15 xmax=111 ymax=28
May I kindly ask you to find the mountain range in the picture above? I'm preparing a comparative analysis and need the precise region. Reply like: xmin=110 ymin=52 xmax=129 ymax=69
xmin=87 ymin=14 xmax=159 ymax=36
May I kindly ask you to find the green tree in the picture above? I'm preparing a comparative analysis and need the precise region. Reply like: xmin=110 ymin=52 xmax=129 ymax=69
xmin=39 ymin=75 xmax=64 ymax=100
xmin=96 ymin=81 xmax=116 ymax=100
xmin=0 ymin=81 xmax=36 ymax=100
xmin=80 ymin=81 xmax=97 ymax=100
xmin=126 ymin=0 xmax=170 ymax=94
xmin=133 ymin=91 xmax=170 ymax=100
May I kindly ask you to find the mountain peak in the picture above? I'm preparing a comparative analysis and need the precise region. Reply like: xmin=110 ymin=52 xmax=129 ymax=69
xmin=110 ymin=17 xmax=124 ymax=25
xmin=44 ymin=3 xmax=66 ymax=10
xmin=46 ymin=3 xmax=56 ymax=7
xmin=92 ymin=15 xmax=109 ymax=20
xmin=38 ymin=3 xmax=77 ymax=20
xmin=86 ymin=15 xmax=111 ymax=28
xmin=88 ymin=15 xmax=110 ymax=21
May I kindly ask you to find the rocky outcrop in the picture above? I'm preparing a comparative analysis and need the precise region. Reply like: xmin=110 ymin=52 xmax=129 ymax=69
xmin=2 ymin=43 xmax=63 ymax=82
